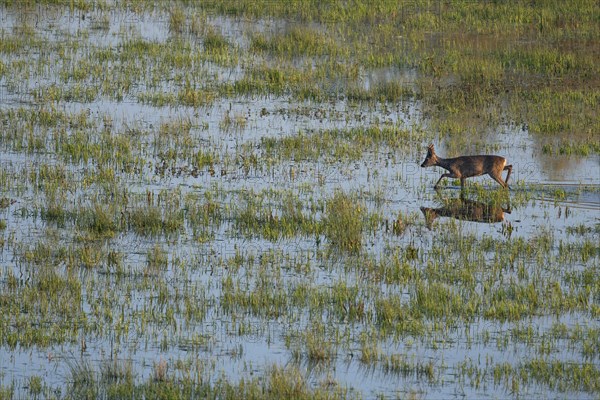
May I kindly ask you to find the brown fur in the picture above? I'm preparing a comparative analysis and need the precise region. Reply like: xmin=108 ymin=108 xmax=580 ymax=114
xmin=421 ymin=144 xmax=512 ymax=189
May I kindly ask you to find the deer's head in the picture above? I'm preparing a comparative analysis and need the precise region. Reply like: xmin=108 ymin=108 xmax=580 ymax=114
xmin=421 ymin=144 xmax=438 ymax=167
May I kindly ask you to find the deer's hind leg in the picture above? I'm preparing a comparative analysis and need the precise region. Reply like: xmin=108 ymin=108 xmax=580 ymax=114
xmin=488 ymin=171 xmax=508 ymax=189
xmin=503 ymin=165 xmax=513 ymax=185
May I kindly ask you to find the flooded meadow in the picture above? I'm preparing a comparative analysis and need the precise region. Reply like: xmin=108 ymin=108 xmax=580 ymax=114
xmin=0 ymin=1 xmax=598 ymax=399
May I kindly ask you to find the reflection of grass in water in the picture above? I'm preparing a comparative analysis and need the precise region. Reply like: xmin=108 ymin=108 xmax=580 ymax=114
xmin=169 ymin=7 xmax=185 ymax=34
xmin=493 ymin=359 xmax=600 ymax=393
xmin=0 ymin=1 xmax=599 ymax=398
xmin=130 ymin=205 xmax=184 ymax=236
xmin=542 ymin=139 xmax=600 ymax=156
xmin=63 ymin=362 xmax=351 ymax=399
xmin=347 ymin=81 xmax=415 ymax=103
xmin=251 ymin=26 xmax=343 ymax=58
xmin=232 ymin=190 xmax=319 ymax=241
xmin=7 ymin=0 xmax=596 ymax=149
xmin=261 ymin=125 xmax=421 ymax=162
xmin=146 ymin=244 xmax=169 ymax=274
xmin=219 ymin=110 xmax=247 ymax=132
xmin=323 ymin=191 xmax=364 ymax=252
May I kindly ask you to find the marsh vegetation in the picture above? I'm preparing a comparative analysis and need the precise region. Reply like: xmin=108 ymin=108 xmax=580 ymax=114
xmin=0 ymin=1 xmax=598 ymax=398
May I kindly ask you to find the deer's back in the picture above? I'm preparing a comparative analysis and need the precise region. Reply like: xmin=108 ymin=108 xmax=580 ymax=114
xmin=447 ymin=155 xmax=506 ymax=177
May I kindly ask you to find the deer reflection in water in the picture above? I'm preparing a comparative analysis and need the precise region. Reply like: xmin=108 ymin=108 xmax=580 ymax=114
xmin=421 ymin=193 xmax=511 ymax=229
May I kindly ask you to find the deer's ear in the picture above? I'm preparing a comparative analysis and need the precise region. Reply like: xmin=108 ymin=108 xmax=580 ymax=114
xmin=427 ymin=143 xmax=434 ymax=151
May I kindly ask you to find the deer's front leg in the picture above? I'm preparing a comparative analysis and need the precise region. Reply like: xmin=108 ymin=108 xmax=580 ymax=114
xmin=434 ymin=173 xmax=455 ymax=189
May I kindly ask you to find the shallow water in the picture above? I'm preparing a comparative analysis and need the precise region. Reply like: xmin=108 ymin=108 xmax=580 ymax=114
xmin=0 ymin=4 xmax=599 ymax=399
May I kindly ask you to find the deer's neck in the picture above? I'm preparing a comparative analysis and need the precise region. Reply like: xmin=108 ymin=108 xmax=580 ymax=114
xmin=435 ymin=156 xmax=452 ymax=171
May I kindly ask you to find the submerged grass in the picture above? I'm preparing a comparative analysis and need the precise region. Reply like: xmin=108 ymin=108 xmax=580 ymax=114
xmin=62 ymin=362 xmax=351 ymax=399
xmin=323 ymin=191 xmax=364 ymax=252
xmin=261 ymin=125 xmax=422 ymax=163
xmin=0 ymin=0 xmax=598 ymax=399
xmin=251 ymin=25 xmax=344 ymax=58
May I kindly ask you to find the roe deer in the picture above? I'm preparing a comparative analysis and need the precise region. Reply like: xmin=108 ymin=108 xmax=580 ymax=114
xmin=420 ymin=144 xmax=512 ymax=189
